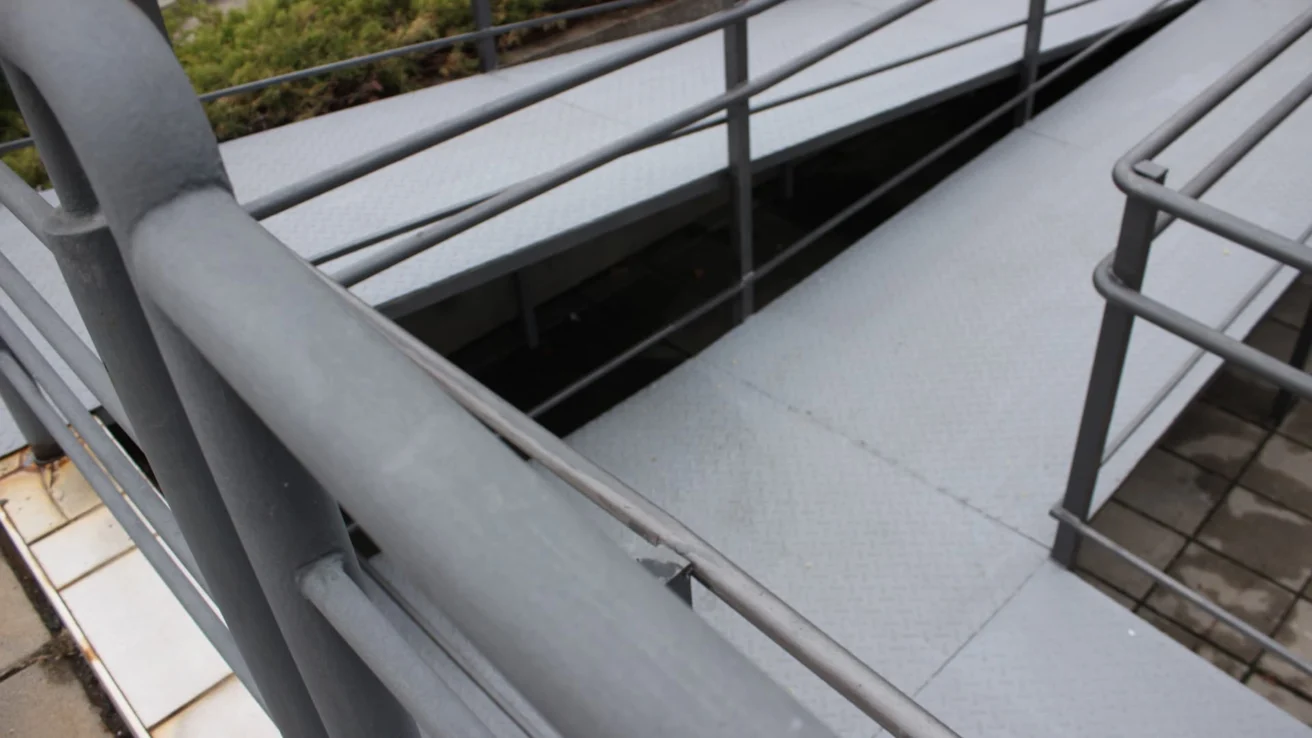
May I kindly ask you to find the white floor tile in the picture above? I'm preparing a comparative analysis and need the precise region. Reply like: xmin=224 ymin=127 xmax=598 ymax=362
xmin=45 ymin=458 xmax=102 ymax=520
xmin=31 ymin=505 xmax=133 ymax=589
xmin=151 ymin=676 xmax=277 ymax=738
xmin=0 ymin=466 xmax=66 ymax=542
xmin=62 ymin=549 xmax=229 ymax=727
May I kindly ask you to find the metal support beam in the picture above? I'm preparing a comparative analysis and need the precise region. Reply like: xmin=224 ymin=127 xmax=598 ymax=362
xmin=0 ymin=349 xmax=59 ymax=462
xmin=471 ymin=0 xmax=499 ymax=72
xmin=0 ymin=59 xmax=331 ymax=738
xmin=1272 ymin=295 xmax=1312 ymax=423
xmin=1052 ymin=161 xmax=1166 ymax=567
xmin=1016 ymin=0 xmax=1045 ymax=125
xmin=724 ymin=14 xmax=754 ymax=322
xmin=300 ymin=556 xmax=493 ymax=738
xmin=513 ymin=272 xmax=540 ymax=349
xmin=0 ymin=352 xmax=256 ymax=684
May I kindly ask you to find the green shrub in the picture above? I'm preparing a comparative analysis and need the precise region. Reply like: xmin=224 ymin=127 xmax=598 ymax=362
xmin=2 ymin=0 xmax=562 ymax=187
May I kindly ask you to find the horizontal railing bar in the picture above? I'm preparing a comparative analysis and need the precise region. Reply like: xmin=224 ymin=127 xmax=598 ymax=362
xmin=1116 ymin=6 xmax=1312 ymax=176
xmin=674 ymin=0 xmax=1104 ymax=140
xmin=525 ymin=0 xmax=1177 ymax=415
xmin=0 ymin=0 xmax=659 ymax=157
xmin=358 ymin=557 xmax=562 ymax=738
xmin=1052 ymin=506 xmax=1312 ymax=678
xmin=1154 ymin=69 xmax=1312 ymax=236
xmin=313 ymin=0 xmax=1141 ymax=269
xmin=310 ymin=192 xmax=494 ymax=266
xmin=243 ymin=0 xmax=792 ymax=221
xmin=331 ymin=0 xmax=937 ymax=286
xmin=300 ymin=555 xmax=495 ymax=738
xmin=1121 ymin=172 xmax=1312 ymax=272
xmin=0 ymin=252 xmax=132 ymax=436
xmin=0 ymin=351 xmax=262 ymax=691
xmin=529 ymin=278 xmax=742 ymax=417
xmin=198 ymin=0 xmax=655 ymax=103
xmin=0 ymin=305 xmax=202 ymax=584
xmin=0 ymin=137 xmax=31 ymax=156
xmin=0 ymin=163 xmax=134 ymax=437
xmin=1093 ymin=255 xmax=1312 ymax=401
xmin=314 ymin=269 xmax=960 ymax=738
xmin=135 ymin=188 xmax=840 ymax=738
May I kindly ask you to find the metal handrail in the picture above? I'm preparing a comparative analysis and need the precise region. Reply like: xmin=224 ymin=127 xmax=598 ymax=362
xmin=1053 ymin=6 xmax=1312 ymax=680
xmin=0 ymin=0 xmax=663 ymax=156
xmin=0 ymin=0 xmax=1193 ymax=736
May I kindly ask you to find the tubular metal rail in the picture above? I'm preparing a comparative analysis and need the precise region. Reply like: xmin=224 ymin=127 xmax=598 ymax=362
xmin=1053 ymin=6 xmax=1312 ymax=682
xmin=0 ymin=0 xmax=1189 ymax=736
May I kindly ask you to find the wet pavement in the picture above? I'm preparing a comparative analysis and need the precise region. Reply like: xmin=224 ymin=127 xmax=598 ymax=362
xmin=1079 ymin=275 xmax=1312 ymax=727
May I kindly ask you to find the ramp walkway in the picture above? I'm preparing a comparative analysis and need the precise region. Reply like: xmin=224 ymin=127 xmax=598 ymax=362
xmin=553 ymin=0 xmax=1312 ymax=734
xmin=0 ymin=0 xmax=1182 ymax=453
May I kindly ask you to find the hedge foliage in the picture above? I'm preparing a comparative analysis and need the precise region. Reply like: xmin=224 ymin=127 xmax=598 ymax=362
xmin=2 ymin=0 xmax=560 ymax=187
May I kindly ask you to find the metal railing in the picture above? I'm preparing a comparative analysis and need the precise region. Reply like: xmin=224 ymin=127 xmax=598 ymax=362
xmin=0 ymin=0 xmax=1189 ymax=736
xmin=1053 ymin=6 xmax=1312 ymax=681
xmin=0 ymin=0 xmax=663 ymax=156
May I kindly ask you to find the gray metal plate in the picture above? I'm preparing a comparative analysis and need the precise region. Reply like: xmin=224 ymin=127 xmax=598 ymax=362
xmin=0 ymin=0 xmax=1177 ymax=453
xmin=563 ymin=360 xmax=1045 ymax=736
xmin=916 ymin=561 xmax=1310 ymax=737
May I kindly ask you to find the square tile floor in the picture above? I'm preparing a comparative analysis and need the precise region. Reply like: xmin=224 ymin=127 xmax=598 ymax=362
xmin=1078 ymin=276 xmax=1312 ymax=728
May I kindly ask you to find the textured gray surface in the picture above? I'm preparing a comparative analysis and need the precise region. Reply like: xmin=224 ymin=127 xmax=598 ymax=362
xmin=0 ymin=0 xmax=1176 ymax=455
xmin=915 ymin=562 xmax=1310 ymax=737
xmin=562 ymin=361 xmax=1044 ymax=736
xmin=547 ymin=0 xmax=1312 ymax=733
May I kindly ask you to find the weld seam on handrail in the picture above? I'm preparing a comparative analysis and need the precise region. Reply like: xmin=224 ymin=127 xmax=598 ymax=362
xmin=1052 ymin=506 xmax=1312 ymax=678
xmin=243 ymin=0 xmax=794 ymax=220
xmin=313 ymin=268 xmax=959 ymax=738
xmin=0 ymin=305 xmax=202 ymax=585
xmin=525 ymin=0 xmax=1178 ymax=416
xmin=0 ymin=350 xmax=260 ymax=692
xmin=1093 ymin=256 xmax=1312 ymax=400
xmin=300 ymin=555 xmax=495 ymax=738
xmin=331 ymin=0 xmax=938 ymax=286
xmin=0 ymin=163 xmax=132 ymax=434
xmin=1154 ymin=69 xmax=1312 ymax=236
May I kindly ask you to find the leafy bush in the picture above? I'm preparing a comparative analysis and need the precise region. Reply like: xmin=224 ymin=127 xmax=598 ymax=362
xmin=2 ymin=0 xmax=563 ymax=187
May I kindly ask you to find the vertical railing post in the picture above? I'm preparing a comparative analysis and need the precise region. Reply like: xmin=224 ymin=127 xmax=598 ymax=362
xmin=1016 ymin=0 xmax=1045 ymax=126
xmin=1270 ymin=298 xmax=1312 ymax=423
xmin=0 ymin=343 xmax=60 ymax=462
xmin=142 ymin=321 xmax=421 ymax=738
xmin=724 ymin=11 xmax=754 ymax=323
xmin=0 ymin=65 xmax=333 ymax=738
xmin=471 ymin=0 xmax=499 ymax=73
xmin=1053 ymin=161 xmax=1167 ymax=567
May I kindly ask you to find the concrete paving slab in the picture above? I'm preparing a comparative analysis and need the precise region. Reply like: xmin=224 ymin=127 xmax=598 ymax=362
xmin=1078 ymin=501 xmax=1186 ymax=600
xmin=0 ymin=658 xmax=110 ymax=738
xmin=1144 ymin=542 xmax=1293 ymax=662
xmin=1114 ymin=448 xmax=1227 ymax=535
xmin=1161 ymin=404 xmax=1266 ymax=479
xmin=1242 ymin=435 xmax=1312 ymax=520
xmin=1256 ymin=599 xmax=1312 ymax=698
xmin=0 ymin=547 xmax=48 ymax=673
